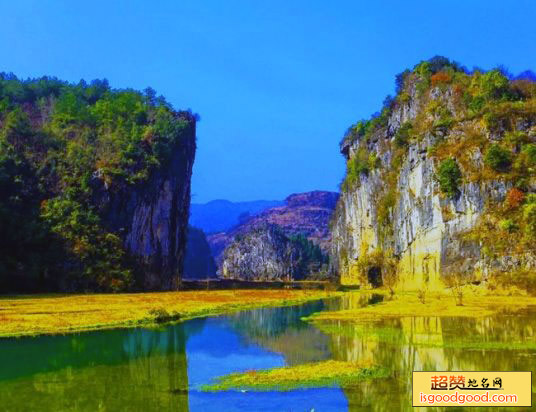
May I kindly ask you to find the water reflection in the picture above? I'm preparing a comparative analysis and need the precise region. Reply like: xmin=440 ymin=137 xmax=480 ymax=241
xmin=0 ymin=295 xmax=535 ymax=411
xmin=225 ymin=300 xmax=333 ymax=365
xmin=0 ymin=301 xmax=346 ymax=411
xmin=315 ymin=301 xmax=536 ymax=411
xmin=0 ymin=322 xmax=198 ymax=411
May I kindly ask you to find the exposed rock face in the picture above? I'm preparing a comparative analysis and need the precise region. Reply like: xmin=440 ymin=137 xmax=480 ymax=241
xmin=221 ymin=225 xmax=310 ymax=281
xmin=208 ymin=190 xmax=339 ymax=266
xmin=333 ymin=143 xmax=504 ymax=289
xmin=94 ymin=116 xmax=196 ymax=289
xmin=332 ymin=63 xmax=536 ymax=290
xmin=183 ymin=226 xmax=217 ymax=279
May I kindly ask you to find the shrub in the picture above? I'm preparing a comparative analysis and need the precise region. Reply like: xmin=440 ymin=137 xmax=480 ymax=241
xmin=148 ymin=308 xmax=181 ymax=323
xmin=433 ymin=115 xmax=454 ymax=130
xmin=523 ymin=203 xmax=536 ymax=239
xmin=398 ymin=91 xmax=410 ymax=104
xmin=443 ymin=265 xmax=465 ymax=306
xmin=504 ymin=131 xmax=529 ymax=147
xmin=467 ymin=95 xmax=485 ymax=114
xmin=499 ymin=219 xmax=519 ymax=233
xmin=427 ymin=56 xmax=459 ymax=73
xmin=522 ymin=144 xmax=536 ymax=166
xmin=480 ymin=69 xmax=510 ymax=101
xmin=490 ymin=269 xmax=536 ymax=296
xmin=341 ymin=120 xmax=368 ymax=146
xmin=417 ymin=288 xmax=427 ymax=304
xmin=505 ymin=188 xmax=525 ymax=209
xmin=437 ymin=158 xmax=462 ymax=198
xmin=394 ymin=122 xmax=412 ymax=148
xmin=395 ymin=70 xmax=410 ymax=94
xmin=484 ymin=144 xmax=512 ymax=172
xmin=526 ymin=194 xmax=536 ymax=204
xmin=368 ymin=152 xmax=381 ymax=169
xmin=431 ymin=71 xmax=452 ymax=87
xmin=381 ymin=251 xmax=398 ymax=296
xmin=1 ymin=108 xmax=33 ymax=149
xmin=341 ymin=146 xmax=375 ymax=191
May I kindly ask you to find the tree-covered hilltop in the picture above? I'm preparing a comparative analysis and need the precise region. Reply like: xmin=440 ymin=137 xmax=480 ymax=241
xmin=0 ymin=73 xmax=197 ymax=292
xmin=333 ymin=57 xmax=536 ymax=291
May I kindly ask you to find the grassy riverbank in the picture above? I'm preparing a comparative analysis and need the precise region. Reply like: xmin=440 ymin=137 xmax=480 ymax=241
xmin=0 ymin=289 xmax=341 ymax=338
xmin=304 ymin=289 xmax=536 ymax=323
xmin=202 ymin=360 xmax=389 ymax=392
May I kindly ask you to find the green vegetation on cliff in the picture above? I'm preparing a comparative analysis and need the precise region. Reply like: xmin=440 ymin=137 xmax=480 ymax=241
xmin=335 ymin=56 xmax=536 ymax=291
xmin=340 ymin=56 xmax=536 ymax=194
xmin=0 ymin=73 xmax=196 ymax=292
xmin=437 ymin=158 xmax=462 ymax=197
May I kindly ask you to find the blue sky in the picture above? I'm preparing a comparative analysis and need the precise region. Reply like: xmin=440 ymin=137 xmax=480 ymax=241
xmin=1 ymin=1 xmax=535 ymax=202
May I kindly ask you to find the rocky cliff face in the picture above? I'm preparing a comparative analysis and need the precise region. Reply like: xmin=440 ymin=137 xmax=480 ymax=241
xmin=221 ymin=224 xmax=311 ymax=281
xmin=208 ymin=190 xmax=338 ymax=265
xmin=332 ymin=58 xmax=536 ymax=290
xmin=94 ymin=115 xmax=196 ymax=289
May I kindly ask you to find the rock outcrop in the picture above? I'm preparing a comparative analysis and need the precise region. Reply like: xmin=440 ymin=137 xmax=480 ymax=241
xmin=221 ymin=224 xmax=313 ymax=281
xmin=332 ymin=57 xmax=536 ymax=290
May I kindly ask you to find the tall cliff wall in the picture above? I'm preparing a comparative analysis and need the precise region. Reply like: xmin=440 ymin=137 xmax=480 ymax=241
xmin=331 ymin=57 xmax=536 ymax=290
xmin=94 ymin=116 xmax=196 ymax=289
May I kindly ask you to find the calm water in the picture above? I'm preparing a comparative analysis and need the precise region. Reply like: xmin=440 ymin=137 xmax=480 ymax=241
xmin=0 ymin=293 xmax=535 ymax=411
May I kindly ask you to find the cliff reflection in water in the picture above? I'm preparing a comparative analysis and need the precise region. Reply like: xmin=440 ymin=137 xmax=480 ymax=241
xmin=315 ymin=302 xmax=536 ymax=411
xmin=0 ymin=322 xmax=197 ymax=411
xmin=1 ymin=296 xmax=535 ymax=412
xmin=225 ymin=300 xmax=334 ymax=365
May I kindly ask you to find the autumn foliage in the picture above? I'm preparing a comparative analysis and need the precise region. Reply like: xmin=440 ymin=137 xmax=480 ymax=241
xmin=431 ymin=71 xmax=452 ymax=87
xmin=505 ymin=188 xmax=525 ymax=209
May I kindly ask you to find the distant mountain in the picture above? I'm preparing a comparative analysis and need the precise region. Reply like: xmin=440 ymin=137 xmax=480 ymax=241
xmin=189 ymin=199 xmax=284 ymax=233
xmin=208 ymin=191 xmax=339 ymax=272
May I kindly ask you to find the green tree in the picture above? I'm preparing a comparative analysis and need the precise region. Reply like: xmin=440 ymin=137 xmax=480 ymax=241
xmin=437 ymin=158 xmax=462 ymax=198
xmin=484 ymin=144 xmax=512 ymax=172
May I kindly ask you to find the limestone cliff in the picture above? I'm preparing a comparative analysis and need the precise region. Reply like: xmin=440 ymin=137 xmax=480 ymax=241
xmin=332 ymin=57 xmax=536 ymax=290
xmin=93 ymin=113 xmax=196 ymax=290
xmin=221 ymin=224 xmax=316 ymax=281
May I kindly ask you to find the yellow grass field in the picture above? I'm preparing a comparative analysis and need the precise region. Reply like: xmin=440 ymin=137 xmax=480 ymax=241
xmin=0 ymin=289 xmax=341 ymax=338
xmin=202 ymin=360 xmax=389 ymax=391
xmin=305 ymin=290 xmax=536 ymax=323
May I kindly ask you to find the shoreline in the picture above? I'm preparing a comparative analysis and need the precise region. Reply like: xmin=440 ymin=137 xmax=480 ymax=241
xmin=304 ymin=289 xmax=536 ymax=323
xmin=0 ymin=289 xmax=341 ymax=339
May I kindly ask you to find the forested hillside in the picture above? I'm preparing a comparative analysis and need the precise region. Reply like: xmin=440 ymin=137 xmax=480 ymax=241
xmin=0 ymin=74 xmax=196 ymax=292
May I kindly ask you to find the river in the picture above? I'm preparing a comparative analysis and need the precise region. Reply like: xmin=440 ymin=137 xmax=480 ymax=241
xmin=0 ymin=293 xmax=534 ymax=411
